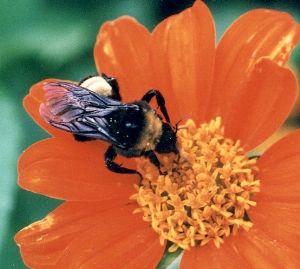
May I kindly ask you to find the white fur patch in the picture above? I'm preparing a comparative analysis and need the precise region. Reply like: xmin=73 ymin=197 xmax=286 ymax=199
xmin=81 ymin=76 xmax=112 ymax=96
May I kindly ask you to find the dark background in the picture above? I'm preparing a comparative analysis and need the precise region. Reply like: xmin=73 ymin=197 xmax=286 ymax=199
xmin=1 ymin=0 xmax=299 ymax=268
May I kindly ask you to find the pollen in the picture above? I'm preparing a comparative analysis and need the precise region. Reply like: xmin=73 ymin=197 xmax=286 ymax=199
xmin=131 ymin=117 xmax=260 ymax=251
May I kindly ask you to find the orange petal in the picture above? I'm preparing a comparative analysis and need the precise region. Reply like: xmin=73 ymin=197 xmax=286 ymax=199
xmin=150 ymin=0 xmax=215 ymax=123
xmin=16 ymin=202 xmax=163 ymax=268
xmin=181 ymin=228 xmax=300 ymax=268
xmin=247 ymin=131 xmax=300 ymax=252
xmin=18 ymin=138 xmax=137 ymax=201
xmin=256 ymin=130 xmax=300 ymax=203
xmin=24 ymin=79 xmax=71 ymax=137
xmin=16 ymin=202 xmax=162 ymax=269
xmin=207 ymin=9 xmax=300 ymax=122
xmin=15 ymin=201 xmax=120 ymax=268
xmin=232 ymin=229 xmax=300 ymax=267
xmin=55 ymin=205 xmax=163 ymax=269
xmin=250 ymin=202 xmax=300 ymax=253
xmin=94 ymin=16 xmax=152 ymax=102
xmin=180 ymin=237 xmax=250 ymax=269
xmin=224 ymin=59 xmax=298 ymax=151
xmin=57 ymin=225 xmax=163 ymax=269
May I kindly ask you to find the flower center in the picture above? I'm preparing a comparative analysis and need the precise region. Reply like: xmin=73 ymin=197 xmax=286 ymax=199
xmin=131 ymin=117 xmax=260 ymax=252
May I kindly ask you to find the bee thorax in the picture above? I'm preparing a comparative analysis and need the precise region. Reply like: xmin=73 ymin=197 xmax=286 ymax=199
xmin=134 ymin=111 xmax=162 ymax=152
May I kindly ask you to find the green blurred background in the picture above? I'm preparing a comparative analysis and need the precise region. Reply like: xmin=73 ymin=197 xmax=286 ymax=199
xmin=1 ymin=0 xmax=299 ymax=268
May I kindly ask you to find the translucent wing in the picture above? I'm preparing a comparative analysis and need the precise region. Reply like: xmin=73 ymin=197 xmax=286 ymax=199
xmin=40 ymin=82 xmax=140 ymax=148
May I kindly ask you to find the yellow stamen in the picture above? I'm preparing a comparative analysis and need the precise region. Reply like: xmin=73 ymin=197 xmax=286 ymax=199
xmin=131 ymin=117 xmax=260 ymax=251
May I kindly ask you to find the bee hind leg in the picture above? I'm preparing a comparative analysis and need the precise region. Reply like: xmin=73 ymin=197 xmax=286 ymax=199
xmin=104 ymin=145 xmax=142 ymax=180
xmin=73 ymin=134 xmax=95 ymax=142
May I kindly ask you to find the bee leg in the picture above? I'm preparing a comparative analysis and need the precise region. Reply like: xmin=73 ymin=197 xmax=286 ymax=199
xmin=101 ymin=73 xmax=122 ymax=101
xmin=104 ymin=145 xmax=142 ymax=179
xmin=144 ymin=151 xmax=167 ymax=175
xmin=73 ymin=134 xmax=95 ymax=142
xmin=141 ymin=89 xmax=170 ymax=123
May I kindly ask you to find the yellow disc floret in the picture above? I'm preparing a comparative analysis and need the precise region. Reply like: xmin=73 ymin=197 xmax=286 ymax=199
xmin=131 ymin=117 xmax=260 ymax=252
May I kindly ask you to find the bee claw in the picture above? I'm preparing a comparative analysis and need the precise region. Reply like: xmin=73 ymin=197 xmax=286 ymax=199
xmin=159 ymin=170 xmax=167 ymax=176
xmin=137 ymin=172 xmax=143 ymax=186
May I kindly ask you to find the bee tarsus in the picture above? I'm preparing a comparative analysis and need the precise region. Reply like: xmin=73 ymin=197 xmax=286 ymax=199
xmin=143 ymin=150 xmax=166 ymax=175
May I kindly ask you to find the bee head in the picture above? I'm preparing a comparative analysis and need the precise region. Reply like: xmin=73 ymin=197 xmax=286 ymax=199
xmin=155 ymin=123 xmax=178 ymax=154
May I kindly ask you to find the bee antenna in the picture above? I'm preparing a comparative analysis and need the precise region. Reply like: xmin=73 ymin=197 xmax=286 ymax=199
xmin=173 ymin=120 xmax=181 ymax=134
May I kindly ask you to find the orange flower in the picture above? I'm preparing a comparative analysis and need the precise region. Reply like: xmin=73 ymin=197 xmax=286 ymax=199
xmin=16 ymin=1 xmax=300 ymax=268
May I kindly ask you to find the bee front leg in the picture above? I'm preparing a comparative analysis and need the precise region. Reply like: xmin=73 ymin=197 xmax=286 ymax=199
xmin=104 ymin=145 xmax=142 ymax=179
xmin=144 ymin=151 xmax=167 ymax=175
xmin=141 ymin=89 xmax=170 ymax=123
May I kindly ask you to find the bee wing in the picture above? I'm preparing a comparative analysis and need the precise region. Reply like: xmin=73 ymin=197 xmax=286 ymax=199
xmin=40 ymin=82 xmax=137 ymax=147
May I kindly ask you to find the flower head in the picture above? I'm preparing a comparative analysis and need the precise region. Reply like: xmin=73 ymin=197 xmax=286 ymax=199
xmin=16 ymin=1 xmax=300 ymax=268
xmin=133 ymin=117 xmax=260 ymax=252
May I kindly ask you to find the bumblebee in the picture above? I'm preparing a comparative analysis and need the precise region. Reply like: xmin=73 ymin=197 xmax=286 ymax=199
xmin=40 ymin=74 xmax=178 ymax=177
